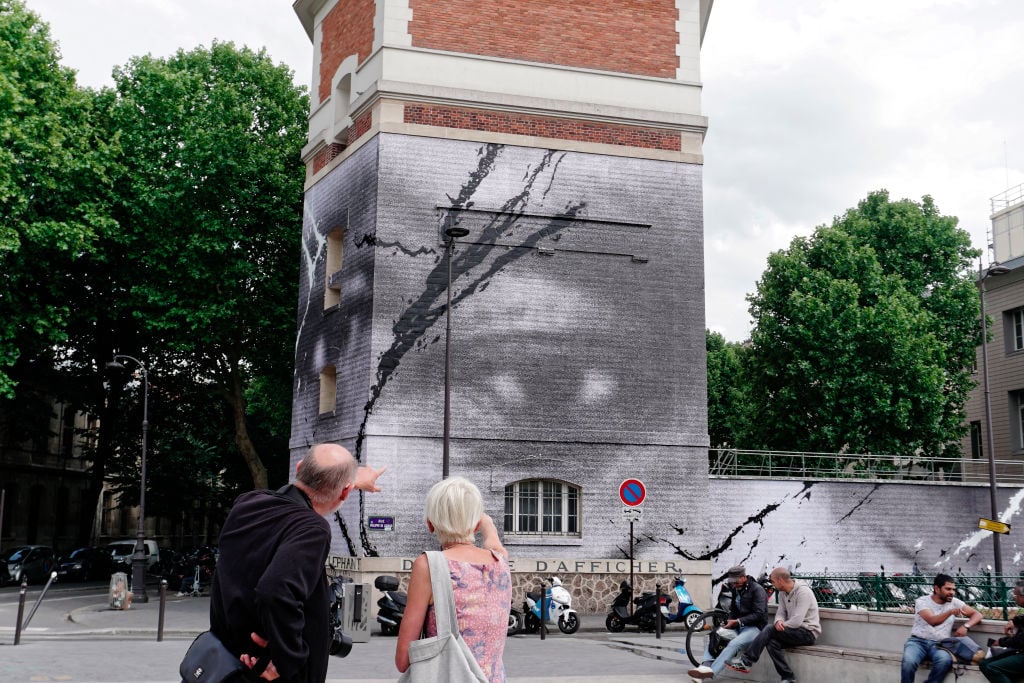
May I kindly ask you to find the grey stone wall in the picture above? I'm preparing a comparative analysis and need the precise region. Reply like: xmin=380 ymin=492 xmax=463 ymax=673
xmin=702 ymin=478 xmax=1024 ymax=580
xmin=291 ymin=134 xmax=708 ymax=560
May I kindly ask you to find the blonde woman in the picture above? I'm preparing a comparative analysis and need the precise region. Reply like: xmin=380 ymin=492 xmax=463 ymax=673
xmin=396 ymin=477 xmax=512 ymax=683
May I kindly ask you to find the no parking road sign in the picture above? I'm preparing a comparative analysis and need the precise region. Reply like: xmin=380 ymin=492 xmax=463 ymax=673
xmin=619 ymin=479 xmax=646 ymax=507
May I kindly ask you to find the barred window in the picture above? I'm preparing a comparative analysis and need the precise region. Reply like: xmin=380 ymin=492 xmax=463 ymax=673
xmin=504 ymin=480 xmax=580 ymax=536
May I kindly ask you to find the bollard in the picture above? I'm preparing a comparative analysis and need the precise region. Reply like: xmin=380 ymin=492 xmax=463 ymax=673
xmin=158 ymin=579 xmax=167 ymax=642
xmin=655 ymin=583 xmax=663 ymax=639
xmin=539 ymin=581 xmax=547 ymax=640
xmin=14 ymin=579 xmax=27 ymax=645
xmin=21 ymin=572 xmax=57 ymax=631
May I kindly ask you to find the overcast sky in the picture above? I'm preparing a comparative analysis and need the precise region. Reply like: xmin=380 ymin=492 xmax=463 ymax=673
xmin=26 ymin=0 xmax=1024 ymax=342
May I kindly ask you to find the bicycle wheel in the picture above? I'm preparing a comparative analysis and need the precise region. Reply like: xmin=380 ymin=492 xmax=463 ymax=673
xmin=685 ymin=609 xmax=729 ymax=667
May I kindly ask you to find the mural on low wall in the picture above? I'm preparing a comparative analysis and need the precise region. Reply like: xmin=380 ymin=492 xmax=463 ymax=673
xmin=685 ymin=479 xmax=1024 ymax=583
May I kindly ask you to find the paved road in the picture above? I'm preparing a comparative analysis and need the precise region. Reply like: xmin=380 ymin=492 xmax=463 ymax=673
xmin=0 ymin=582 xmax=762 ymax=682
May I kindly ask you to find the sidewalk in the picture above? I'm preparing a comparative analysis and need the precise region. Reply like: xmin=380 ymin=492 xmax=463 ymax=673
xmin=49 ymin=596 xmax=764 ymax=682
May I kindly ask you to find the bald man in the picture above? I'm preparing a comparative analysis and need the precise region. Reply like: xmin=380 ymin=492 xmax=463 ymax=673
xmin=210 ymin=444 xmax=385 ymax=683
xmin=729 ymin=567 xmax=820 ymax=683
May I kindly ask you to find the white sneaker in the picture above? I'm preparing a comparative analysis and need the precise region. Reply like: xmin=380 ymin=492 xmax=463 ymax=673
xmin=687 ymin=665 xmax=714 ymax=679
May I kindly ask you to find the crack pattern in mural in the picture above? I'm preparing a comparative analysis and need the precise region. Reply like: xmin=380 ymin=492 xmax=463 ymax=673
xmin=343 ymin=143 xmax=585 ymax=555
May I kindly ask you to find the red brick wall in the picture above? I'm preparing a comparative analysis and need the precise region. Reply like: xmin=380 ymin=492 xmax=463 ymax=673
xmin=310 ymin=111 xmax=375 ymax=174
xmin=408 ymin=0 xmax=679 ymax=78
xmin=404 ymin=104 xmax=680 ymax=151
xmin=319 ymin=0 xmax=376 ymax=104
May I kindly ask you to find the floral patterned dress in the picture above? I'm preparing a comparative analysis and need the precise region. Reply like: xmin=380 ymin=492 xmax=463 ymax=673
xmin=425 ymin=550 xmax=512 ymax=683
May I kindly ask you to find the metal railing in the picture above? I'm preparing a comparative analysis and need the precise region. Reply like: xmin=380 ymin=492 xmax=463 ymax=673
xmin=794 ymin=572 xmax=1015 ymax=620
xmin=992 ymin=183 xmax=1024 ymax=213
xmin=709 ymin=449 xmax=1024 ymax=483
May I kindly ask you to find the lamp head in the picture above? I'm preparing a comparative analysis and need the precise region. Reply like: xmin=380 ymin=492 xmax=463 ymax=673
xmin=987 ymin=264 xmax=1011 ymax=277
xmin=105 ymin=360 xmax=125 ymax=372
xmin=444 ymin=226 xmax=470 ymax=239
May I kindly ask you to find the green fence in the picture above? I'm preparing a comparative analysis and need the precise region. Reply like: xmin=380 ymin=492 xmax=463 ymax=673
xmin=793 ymin=573 xmax=1015 ymax=620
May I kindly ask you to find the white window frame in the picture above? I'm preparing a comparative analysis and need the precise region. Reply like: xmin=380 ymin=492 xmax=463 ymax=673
xmin=1014 ymin=309 xmax=1024 ymax=352
xmin=504 ymin=480 xmax=580 ymax=537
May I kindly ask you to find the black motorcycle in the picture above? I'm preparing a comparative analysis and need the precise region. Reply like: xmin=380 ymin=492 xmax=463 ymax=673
xmin=604 ymin=580 xmax=671 ymax=633
xmin=375 ymin=575 xmax=406 ymax=636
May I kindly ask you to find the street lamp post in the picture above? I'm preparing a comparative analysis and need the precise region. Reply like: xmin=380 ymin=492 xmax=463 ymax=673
xmin=978 ymin=257 xmax=1009 ymax=577
xmin=442 ymin=218 xmax=470 ymax=479
xmin=106 ymin=355 xmax=149 ymax=603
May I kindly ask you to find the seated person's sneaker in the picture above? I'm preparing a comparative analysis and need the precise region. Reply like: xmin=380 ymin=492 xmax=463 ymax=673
xmin=687 ymin=665 xmax=714 ymax=679
xmin=726 ymin=658 xmax=751 ymax=673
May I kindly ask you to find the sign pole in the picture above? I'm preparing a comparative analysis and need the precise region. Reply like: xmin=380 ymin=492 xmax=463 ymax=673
xmin=629 ymin=520 xmax=635 ymax=615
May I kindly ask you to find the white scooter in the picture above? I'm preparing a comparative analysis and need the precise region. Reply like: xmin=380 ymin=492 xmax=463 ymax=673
xmin=523 ymin=576 xmax=580 ymax=634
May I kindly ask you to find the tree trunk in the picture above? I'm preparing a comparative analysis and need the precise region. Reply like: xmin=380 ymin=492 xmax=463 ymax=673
xmin=226 ymin=361 xmax=267 ymax=489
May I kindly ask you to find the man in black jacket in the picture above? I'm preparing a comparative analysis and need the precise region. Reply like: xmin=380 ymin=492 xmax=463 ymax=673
xmin=688 ymin=565 xmax=769 ymax=681
xmin=981 ymin=581 xmax=1024 ymax=683
xmin=210 ymin=443 xmax=384 ymax=682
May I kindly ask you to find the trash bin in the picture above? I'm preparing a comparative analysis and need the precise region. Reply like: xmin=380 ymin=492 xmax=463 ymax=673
xmin=109 ymin=572 xmax=133 ymax=610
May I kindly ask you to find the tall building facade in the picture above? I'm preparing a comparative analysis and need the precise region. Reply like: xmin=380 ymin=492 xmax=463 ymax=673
xmin=963 ymin=184 xmax=1024 ymax=483
xmin=291 ymin=0 xmax=714 ymax=560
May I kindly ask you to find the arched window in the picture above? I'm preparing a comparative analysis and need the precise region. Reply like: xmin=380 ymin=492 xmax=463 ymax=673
xmin=503 ymin=480 xmax=580 ymax=536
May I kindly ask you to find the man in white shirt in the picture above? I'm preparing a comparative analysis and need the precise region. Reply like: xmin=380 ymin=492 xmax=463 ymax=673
xmin=901 ymin=573 xmax=983 ymax=683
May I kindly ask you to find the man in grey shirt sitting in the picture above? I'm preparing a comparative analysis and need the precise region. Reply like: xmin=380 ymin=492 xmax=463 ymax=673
xmin=729 ymin=567 xmax=820 ymax=683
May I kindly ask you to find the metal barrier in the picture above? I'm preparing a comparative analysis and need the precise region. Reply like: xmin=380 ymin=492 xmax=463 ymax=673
xmin=709 ymin=448 xmax=1024 ymax=483
xmin=794 ymin=573 xmax=1014 ymax=620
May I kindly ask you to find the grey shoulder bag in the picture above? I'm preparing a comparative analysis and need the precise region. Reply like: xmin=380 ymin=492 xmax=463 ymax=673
xmin=397 ymin=551 xmax=488 ymax=683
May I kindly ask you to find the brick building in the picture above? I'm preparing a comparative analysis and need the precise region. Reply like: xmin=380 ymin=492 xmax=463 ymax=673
xmin=290 ymin=0 xmax=715 ymax=563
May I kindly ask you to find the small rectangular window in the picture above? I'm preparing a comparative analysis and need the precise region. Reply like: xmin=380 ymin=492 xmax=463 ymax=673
xmin=970 ymin=421 xmax=983 ymax=459
xmin=1015 ymin=310 xmax=1024 ymax=351
xmin=319 ymin=366 xmax=337 ymax=415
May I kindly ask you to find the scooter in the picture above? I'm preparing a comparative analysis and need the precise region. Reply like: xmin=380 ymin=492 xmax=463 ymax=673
xmin=604 ymin=580 xmax=672 ymax=633
xmin=524 ymin=576 xmax=580 ymax=634
xmin=665 ymin=576 xmax=703 ymax=630
xmin=374 ymin=575 xmax=406 ymax=636
xmin=507 ymin=603 xmax=525 ymax=636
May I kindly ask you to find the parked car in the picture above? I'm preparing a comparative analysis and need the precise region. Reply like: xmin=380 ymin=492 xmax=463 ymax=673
xmin=57 ymin=546 xmax=115 ymax=582
xmin=106 ymin=540 xmax=160 ymax=572
xmin=0 ymin=545 xmax=56 ymax=585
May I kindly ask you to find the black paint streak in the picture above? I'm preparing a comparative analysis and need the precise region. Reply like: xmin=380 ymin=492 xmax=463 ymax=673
xmin=349 ymin=144 xmax=582 ymax=555
xmin=334 ymin=510 xmax=358 ymax=556
xmin=836 ymin=483 xmax=882 ymax=523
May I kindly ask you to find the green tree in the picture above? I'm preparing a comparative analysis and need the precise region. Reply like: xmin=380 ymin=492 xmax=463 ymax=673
xmin=108 ymin=42 xmax=307 ymax=488
xmin=742 ymin=190 xmax=979 ymax=462
xmin=706 ymin=329 xmax=748 ymax=449
xmin=0 ymin=0 xmax=116 ymax=397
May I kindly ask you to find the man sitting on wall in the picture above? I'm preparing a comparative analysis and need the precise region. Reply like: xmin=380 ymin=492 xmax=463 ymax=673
xmin=980 ymin=580 xmax=1024 ymax=683
xmin=687 ymin=565 xmax=768 ymax=681
xmin=728 ymin=567 xmax=820 ymax=683
xmin=900 ymin=573 xmax=983 ymax=683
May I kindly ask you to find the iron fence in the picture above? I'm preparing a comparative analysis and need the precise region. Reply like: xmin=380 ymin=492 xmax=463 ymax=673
xmin=793 ymin=572 xmax=1015 ymax=620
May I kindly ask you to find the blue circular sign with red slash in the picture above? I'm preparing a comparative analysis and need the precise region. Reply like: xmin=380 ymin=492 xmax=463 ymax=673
xmin=619 ymin=479 xmax=646 ymax=507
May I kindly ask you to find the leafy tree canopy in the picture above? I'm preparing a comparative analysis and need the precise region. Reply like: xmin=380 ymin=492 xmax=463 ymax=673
xmin=108 ymin=42 xmax=308 ymax=488
xmin=706 ymin=329 xmax=748 ymax=449
xmin=0 ymin=0 xmax=117 ymax=396
xmin=741 ymin=190 xmax=979 ymax=459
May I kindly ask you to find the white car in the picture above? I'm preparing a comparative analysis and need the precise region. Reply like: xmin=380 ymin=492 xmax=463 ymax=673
xmin=106 ymin=540 xmax=160 ymax=570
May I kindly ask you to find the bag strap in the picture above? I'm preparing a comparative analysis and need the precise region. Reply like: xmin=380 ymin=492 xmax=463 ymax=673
xmin=425 ymin=551 xmax=459 ymax=637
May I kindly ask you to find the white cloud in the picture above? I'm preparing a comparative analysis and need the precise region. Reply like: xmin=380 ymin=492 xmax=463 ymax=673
xmin=702 ymin=0 xmax=1024 ymax=340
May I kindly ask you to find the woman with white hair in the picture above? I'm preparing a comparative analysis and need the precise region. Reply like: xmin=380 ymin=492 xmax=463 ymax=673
xmin=396 ymin=476 xmax=512 ymax=683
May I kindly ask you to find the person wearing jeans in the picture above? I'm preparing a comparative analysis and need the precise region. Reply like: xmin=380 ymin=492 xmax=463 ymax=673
xmin=900 ymin=573 xmax=982 ymax=683
xmin=730 ymin=567 xmax=821 ymax=683
xmin=980 ymin=581 xmax=1024 ymax=683
xmin=688 ymin=565 xmax=769 ymax=680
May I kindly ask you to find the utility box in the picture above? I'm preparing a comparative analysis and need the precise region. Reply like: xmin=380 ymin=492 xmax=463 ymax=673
xmin=340 ymin=581 xmax=371 ymax=643
xmin=109 ymin=572 xmax=132 ymax=610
